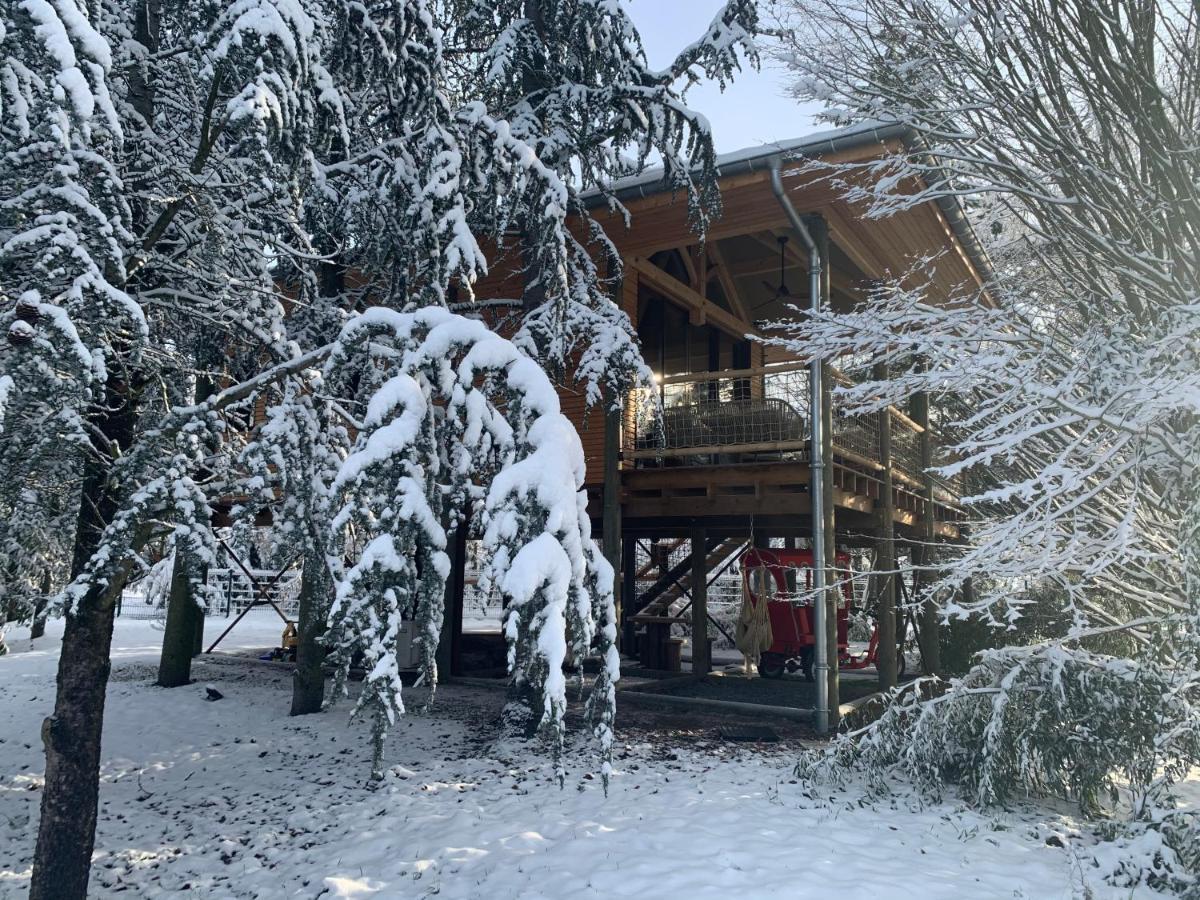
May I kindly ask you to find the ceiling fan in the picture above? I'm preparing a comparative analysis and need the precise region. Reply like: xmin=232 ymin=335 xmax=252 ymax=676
xmin=752 ymin=235 xmax=791 ymax=311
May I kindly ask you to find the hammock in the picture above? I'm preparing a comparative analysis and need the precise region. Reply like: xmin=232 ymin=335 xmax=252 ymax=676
xmin=735 ymin=567 xmax=774 ymax=671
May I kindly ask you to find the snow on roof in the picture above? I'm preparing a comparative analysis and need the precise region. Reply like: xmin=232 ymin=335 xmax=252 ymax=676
xmin=587 ymin=120 xmax=994 ymax=286
xmin=593 ymin=120 xmax=905 ymax=202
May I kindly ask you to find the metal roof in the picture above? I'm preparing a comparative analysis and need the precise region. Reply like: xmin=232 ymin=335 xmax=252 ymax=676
xmin=587 ymin=121 xmax=993 ymax=286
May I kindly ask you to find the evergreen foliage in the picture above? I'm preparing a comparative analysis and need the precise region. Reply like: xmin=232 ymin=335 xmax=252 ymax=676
xmin=0 ymin=0 xmax=757 ymax=890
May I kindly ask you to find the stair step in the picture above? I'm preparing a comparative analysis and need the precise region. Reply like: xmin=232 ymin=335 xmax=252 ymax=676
xmin=638 ymin=538 xmax=746 ymax=616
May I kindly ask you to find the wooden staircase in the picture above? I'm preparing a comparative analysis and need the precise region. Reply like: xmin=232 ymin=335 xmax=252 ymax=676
xmin=635 ymin=537 xmax=747 ymax=618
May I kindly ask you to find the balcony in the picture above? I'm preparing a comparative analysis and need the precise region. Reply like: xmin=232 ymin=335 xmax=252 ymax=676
xmin=622 ymin=364 xmax=965 ymax=529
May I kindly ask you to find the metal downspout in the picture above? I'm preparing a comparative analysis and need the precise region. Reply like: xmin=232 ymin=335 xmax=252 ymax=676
xmin=768 ymin=157 xmax=829 ymax=735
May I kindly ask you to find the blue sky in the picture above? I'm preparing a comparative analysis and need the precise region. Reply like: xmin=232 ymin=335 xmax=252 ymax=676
xmin=624 ymin=0 xmax=823 ymax=154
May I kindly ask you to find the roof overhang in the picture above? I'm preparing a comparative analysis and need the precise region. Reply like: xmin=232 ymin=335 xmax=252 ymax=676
xmin=584 ymin=121 xmax=993 ymax=290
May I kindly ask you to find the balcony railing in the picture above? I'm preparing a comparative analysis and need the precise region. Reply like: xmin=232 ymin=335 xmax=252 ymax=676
xmin=630 ymin=363 xmax=811 ymax=461
xmin=629 ymin=364 xmax=963 ymax=499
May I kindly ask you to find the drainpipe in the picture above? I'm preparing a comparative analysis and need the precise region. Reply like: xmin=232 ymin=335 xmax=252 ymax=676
xmin=769 ymin=157 xmax=829 ymax=735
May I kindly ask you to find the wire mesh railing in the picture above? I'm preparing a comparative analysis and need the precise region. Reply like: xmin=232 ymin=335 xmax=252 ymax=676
xmin=626 ymin=363 xmax=972 ymax=505
xmin=630 ymin=363 xmax=811 ymax=461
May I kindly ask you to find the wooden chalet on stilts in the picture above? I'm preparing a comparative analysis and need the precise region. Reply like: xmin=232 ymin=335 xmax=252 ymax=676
xmin=439 ymin=123 xmax=991 ymax=714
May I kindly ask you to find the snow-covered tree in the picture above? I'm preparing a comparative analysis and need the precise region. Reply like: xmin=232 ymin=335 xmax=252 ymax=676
xmin=459 ymin=0 xmax=759 ymax=399
xmin=238 ymin=372 xmax=348 ymax=713
xmin=0 ymin=369 xmax=80 ymax=652
xmin=2 ymin=0 xmax=759 ymax=894
xmin=770 ymin=0 xmax=1200 ymax=884
xmin=321 ymin=307 xmax=618 ymax=782
xmin=1 ymin=0 xmax=344 ymax=893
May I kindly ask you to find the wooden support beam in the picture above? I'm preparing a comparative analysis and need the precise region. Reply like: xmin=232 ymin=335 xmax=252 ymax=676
xmin=603 ymin=385 xmax=622 ymax=633
xmin=621 ymin=535 xmax=638 ymax=652
xmin=435 ymin=516 xmax=468 ymax=678
xmin=910 ymin=377 xmax=941 ymax=676
xmin=874 ymin=361 xmax=899 ymax=691
xmin=628 ymin=256 xmax=756 ymax=340
xmin=821 ymin=203 xmax=891 ymax=281
xmin=690 ymin=525 xmax=711 ymax=675
xmin=705 ymin=240 xmax=752 ymax=323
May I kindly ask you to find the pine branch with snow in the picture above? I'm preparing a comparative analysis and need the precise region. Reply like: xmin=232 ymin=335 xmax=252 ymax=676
xmin=322 ymin=307 xmax=618 ymax=782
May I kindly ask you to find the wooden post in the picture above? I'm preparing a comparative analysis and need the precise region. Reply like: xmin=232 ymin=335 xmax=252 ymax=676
xmin=192 ymin=582 xmax=205 ymax=657
xmin=690 ymin=526 xmax=711 ymax=675
xmin=621 ymin=535 xmax=637 ymax=652
xmin=809 ymin=214 xmax=840 ymax=726
xmin=910 ymin=383 xmax=941 ymax=676
xmin=874 ymin=362 xmax=898 ymax=690
xmin=602 ymin=387 xmax=622 ymax=630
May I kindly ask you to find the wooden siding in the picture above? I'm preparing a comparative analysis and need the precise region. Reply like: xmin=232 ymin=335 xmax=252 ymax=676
xmin=463 ymin=144 xmax=984 ymax=492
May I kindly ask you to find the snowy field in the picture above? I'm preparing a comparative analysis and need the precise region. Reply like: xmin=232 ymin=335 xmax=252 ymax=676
xmin=0 ymin=618 xmax=1180 ymax=899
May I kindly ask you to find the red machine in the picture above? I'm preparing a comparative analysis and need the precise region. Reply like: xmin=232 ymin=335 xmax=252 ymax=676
xmin=739 ymin=548 xmax=904 ymax=682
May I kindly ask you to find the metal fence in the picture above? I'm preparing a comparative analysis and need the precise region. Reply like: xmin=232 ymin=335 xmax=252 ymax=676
xmin=205 ymin=567 xmax=302 ymax=617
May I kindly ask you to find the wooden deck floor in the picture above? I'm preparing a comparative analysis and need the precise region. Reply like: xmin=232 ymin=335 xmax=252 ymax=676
xmin=590 ymin=455 xmax=964 ymax=539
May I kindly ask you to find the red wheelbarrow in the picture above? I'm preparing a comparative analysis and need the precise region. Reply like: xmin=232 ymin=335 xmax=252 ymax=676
xmin=740 ymin=548 xmax=906 ymax=679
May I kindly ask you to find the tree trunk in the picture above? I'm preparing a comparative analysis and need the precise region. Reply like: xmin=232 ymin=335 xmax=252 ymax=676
xmin=290 ymin=549 xmax=330 ymax=715
xmin=157 ymin=552 xmax=201 ymax=687
xmin=30 ymin=369 xmax=137 ymax=900
xmin=289 ymin=259 xmax=344 ymax=716
xmin=30 ymin=569 xmax=51 ymax=640
xmin=0 ymin=562 xmax=16 ymax=654
xmin=157 ymin=368 xmax=215 ymax=685
xmin=31 ymin=583 xmax=122 ymax=900
xmin=31 ymin=0 xmax=157 ymax=890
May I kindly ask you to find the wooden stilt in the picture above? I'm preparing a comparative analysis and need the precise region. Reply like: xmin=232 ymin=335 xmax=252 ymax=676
xmin=621 ymin=535 xmax=637 ymax=652
xmin=447 ymin=521 xmax=467 ymax=677
xmin=603 ymin=386 xmax=622 ymax=630
xmin=690 ymin=525 xmax=711 ymax=675
xmin=874 ymin=361 xmax=898 ymax=690
xmin=910 ymin=381 xmax=941 ymax=676
xmin=436 ymin=520 xmax=459 ymax=678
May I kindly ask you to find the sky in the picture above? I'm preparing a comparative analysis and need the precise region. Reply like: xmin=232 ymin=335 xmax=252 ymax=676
xmin=624 ymin=0 xmax=824 ymax=155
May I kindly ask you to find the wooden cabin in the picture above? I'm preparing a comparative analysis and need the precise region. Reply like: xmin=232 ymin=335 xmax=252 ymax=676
xmin=443 ymin=122 xmax=990 ymax=678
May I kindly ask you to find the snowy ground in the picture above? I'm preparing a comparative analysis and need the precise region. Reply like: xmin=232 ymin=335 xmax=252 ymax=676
xmin=0 ymin=617 xmax=1180 ymax=899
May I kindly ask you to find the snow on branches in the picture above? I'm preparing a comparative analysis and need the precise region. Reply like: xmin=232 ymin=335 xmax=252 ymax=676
xmin=1 ymin=0 xmax=137 ymax=394
xmin=323 ymin=307 xmax=618 ymax=783
xmin=768 ymin=0 xmax=1200 ymax=861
